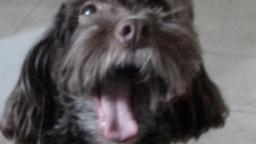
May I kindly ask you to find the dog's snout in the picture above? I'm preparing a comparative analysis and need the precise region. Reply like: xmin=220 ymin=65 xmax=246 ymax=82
xmin=116 ymin=18 xmax=152 ymax=47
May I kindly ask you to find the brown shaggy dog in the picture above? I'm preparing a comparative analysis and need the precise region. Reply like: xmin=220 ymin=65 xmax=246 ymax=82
xmin=0 ymin=0 xmax=228 ymax=144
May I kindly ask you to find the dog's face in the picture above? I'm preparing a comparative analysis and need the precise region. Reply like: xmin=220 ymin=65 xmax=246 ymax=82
xmin=1 ymin=0 xmax=228 ymax=144
xmin=51 ymin=0 xmax=201 ymax=143
xmin=57 ymin=0 xmax=200 ymax=93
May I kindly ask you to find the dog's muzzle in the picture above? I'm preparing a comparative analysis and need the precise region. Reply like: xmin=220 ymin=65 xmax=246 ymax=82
xmin=94 ymin=17 xmax=157 ymax=143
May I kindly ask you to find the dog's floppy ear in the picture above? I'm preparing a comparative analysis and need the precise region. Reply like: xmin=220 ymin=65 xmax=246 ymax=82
xmin=0 ymin=4 xmax=68 ymax=143
xmin=188 ymin=65 xmax=229 ymax=135
xmin=158 ymin=65 xmax=229 ymax=141
xmin=179 ymin=65 xmax=228 ymax=138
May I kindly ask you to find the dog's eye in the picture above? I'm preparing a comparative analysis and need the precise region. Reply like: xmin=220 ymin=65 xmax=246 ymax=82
xmin=81 ymin=4 xmax=97 ymax=16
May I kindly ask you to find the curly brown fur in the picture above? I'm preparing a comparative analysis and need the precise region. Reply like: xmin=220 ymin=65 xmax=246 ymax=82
xmin=0 ymin=0 xmax=228 ymax=144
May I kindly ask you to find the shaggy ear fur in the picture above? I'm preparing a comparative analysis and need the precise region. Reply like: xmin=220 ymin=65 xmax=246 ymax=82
xmin=155 ymin=65 xmax=229 ymax=142
xmin=166 ymin=0 xmax=194 ymax=22
xmin=191 ymin=65 xmax=229 ymax=131
xmin=0 ymin=4 xmax=67 ymax=143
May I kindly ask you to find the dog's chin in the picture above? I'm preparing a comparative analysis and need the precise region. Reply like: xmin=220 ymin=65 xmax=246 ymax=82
xmin=99 ymin=136 xmax=138 ymax=144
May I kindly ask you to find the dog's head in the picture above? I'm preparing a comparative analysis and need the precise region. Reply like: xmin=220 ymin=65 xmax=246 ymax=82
xmin=0 ymin=0 xmax=228 ymax=144
xmin=53 ymin=0 xmax=201 ymax=142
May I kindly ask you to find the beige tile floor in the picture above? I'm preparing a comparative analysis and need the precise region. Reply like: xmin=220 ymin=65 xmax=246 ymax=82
xmin=0 ymin=0 xmax=256 ymax=144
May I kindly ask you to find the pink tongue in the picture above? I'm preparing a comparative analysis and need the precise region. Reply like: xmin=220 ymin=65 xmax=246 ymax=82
xmin=96 ymin=82 xmax=138 ymax=142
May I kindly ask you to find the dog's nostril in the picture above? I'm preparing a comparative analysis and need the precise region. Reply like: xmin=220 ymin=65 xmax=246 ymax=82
xmin=121 ymin=25 xmax=132 ymax=37
xmin=142 ymin=25 xmax=151 ymax=38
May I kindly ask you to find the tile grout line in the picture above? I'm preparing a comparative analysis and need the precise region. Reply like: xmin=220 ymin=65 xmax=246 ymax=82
xmin=231 ymin=107 xmax=256 ymax=116
xmin=203 ymin=50 xmax=256 ymax=58
xmin=11 ymin=0 xmax=43 ymax=35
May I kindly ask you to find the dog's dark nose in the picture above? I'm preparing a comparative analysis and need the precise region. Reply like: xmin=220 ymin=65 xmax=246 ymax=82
xmin=116 ymin=18 xmax=152 ymax=47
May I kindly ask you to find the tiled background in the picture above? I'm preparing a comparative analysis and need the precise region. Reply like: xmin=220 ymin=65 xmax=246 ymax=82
xmin=0 ymin=0 xmax=256 ymax=144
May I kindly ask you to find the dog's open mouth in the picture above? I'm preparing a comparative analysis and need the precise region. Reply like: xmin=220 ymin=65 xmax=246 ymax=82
xmin=93 ymin=65 xmax=145 ymax=143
